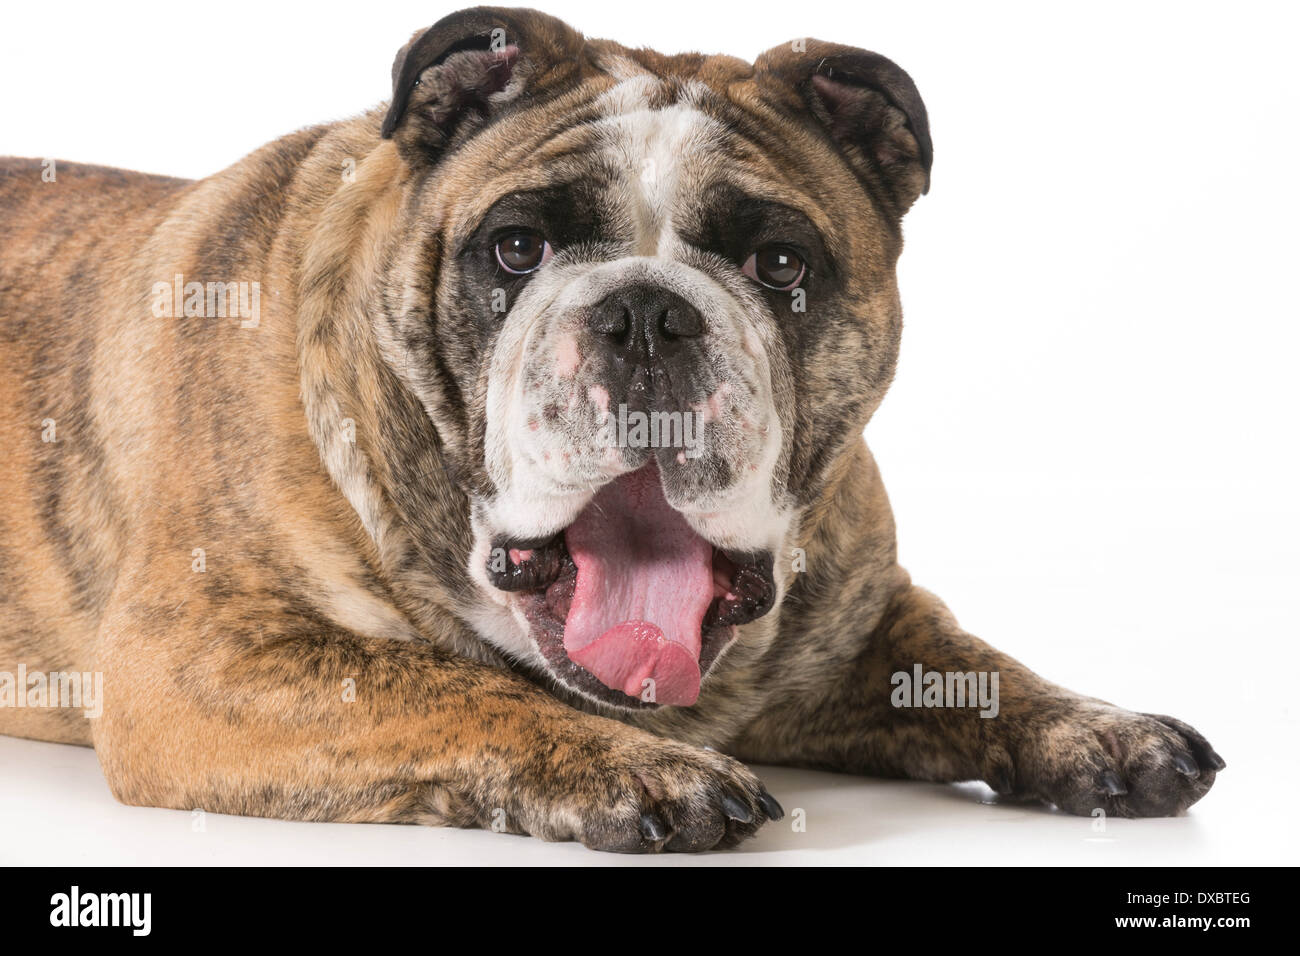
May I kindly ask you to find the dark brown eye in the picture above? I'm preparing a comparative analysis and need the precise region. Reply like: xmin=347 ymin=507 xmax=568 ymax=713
xmin=495 ymin=231 xmax=552 ymax=274
xmin=742 ymin=245 xmax=806 ymax=291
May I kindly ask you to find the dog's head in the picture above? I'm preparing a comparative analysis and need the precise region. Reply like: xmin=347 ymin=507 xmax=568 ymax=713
xmin=371 ymin=6 xmax=931 ymax=709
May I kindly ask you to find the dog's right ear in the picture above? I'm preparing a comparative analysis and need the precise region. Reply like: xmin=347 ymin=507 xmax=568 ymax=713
xmin=381 ymin=7 xmax=586 ymax=166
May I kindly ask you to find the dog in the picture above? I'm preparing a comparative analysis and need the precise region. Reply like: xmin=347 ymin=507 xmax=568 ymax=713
xmin=0 ymin=6 xmax=1222 ymax=852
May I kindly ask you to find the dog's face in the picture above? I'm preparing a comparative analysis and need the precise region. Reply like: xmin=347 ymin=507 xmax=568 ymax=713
xmin=371 ymin=8 xmax=931 ymax=710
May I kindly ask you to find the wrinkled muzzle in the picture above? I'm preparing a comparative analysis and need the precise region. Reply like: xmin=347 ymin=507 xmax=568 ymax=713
xmin=476 ymin=256 xmax=789 ymax=707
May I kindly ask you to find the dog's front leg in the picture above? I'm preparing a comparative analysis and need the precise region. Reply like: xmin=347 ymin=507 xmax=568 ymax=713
xmin=734 ymin=585 xmax=1223 ymax=817
xmin=92 ymin=604 xmax=779 ymax=851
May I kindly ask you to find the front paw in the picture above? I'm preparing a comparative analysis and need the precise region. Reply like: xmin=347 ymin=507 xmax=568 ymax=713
xmin=1004 ymin=702 xmax=1225 ymax=817
xmin=490 ymin=730 xmax=783 ymax=853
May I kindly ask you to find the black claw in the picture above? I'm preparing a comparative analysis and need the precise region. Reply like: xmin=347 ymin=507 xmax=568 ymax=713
xmin=1172 ymin=754 xmax=1200 ymax=777
xmin=1141 ymin=714 xmax=1226 ymax=773
xmin=757 ymin=790 xmax=784 ymax=821
xmin=1099 ymin=771 xmax=1128 ymax=796
xmin=720 ymin=794 xmax=752 ymax=823
xmin=640 ymin=813 xmax=668 ymax=842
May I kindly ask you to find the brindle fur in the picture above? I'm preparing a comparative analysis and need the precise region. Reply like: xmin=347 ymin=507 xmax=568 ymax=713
xmin=0 ymin=7 xmax=1220 ymax=851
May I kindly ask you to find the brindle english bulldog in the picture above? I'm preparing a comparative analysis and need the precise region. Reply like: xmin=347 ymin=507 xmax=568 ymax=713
xmin=0 ymin=6 xmax=1223 ymax=852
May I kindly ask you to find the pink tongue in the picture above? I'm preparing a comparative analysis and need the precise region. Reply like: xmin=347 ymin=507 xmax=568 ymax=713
xmin=564 ymin=465 xmax=714 ymax=706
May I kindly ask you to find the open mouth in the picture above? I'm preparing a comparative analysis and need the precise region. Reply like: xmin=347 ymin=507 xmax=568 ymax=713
xmin=486 ymin=463 xmax=775 ymax=709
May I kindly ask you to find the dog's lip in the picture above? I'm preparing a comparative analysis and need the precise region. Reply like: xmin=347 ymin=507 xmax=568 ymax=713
xmin=492 ymin=531 xmax=563 ymax=552
xmin=485 ymin=532 xmax=568 ymax=593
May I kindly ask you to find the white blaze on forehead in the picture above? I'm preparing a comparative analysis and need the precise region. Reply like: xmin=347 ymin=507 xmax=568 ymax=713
xmin=594 ymin=75 xmax=723 ymax=256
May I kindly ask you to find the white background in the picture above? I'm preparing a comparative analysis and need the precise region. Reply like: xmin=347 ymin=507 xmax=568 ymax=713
xmin=1 ymin=0 xmax=1297 ymax=865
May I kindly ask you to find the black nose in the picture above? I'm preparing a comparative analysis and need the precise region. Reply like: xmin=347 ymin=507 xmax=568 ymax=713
xmin=586 ymin=284 xmax=704 ymax=357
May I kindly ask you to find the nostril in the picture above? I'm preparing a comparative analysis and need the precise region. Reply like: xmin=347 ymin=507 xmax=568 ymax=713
xmin=660 ymin=304 xmax=704 ymax=339
xmin=587 ymin=302 xmax=630 ymax=337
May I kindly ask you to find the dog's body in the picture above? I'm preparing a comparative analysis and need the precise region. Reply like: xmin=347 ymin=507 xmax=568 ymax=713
xmin=0 ymin=8 xmax=1221 ymax=850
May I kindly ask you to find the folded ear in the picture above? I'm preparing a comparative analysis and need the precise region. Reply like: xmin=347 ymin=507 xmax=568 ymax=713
xmin=381 ymin=7 xmax=586 ymax=166
xmin=754 ymin=41 xmax=933 ymax=214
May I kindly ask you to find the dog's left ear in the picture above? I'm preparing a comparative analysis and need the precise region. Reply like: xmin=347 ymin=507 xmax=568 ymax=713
xmin=755 ymin=41 xmax=933 ymax=214
xmin=381 ymin=7 xmax=586 ymax=165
